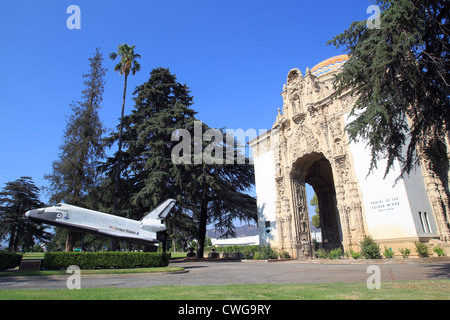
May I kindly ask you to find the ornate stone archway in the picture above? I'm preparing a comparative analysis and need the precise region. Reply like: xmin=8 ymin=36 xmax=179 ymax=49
xmin=268 ymin=58 xmax=367 ymax=257
xmin=250 ymin=55 xmax=449 ymax=259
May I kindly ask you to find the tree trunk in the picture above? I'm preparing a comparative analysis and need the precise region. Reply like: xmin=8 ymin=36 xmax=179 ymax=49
xmin=65 ymin=231 xmax=75 ymax=252
xmin=196 ymin=188 xmax=208 ymax=258
xmin=113 ymin=73 xmax=128 ymax=214
xmin=8 ymin=226 xmax=16 ymax=252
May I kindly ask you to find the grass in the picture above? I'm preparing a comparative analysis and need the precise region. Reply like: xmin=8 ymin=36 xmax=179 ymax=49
xmin=1 ymin=280 xmax=449 ymax=300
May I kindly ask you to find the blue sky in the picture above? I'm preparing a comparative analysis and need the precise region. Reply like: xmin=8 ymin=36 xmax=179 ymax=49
xmin=0 ymin=0 xmax=372 ymax=208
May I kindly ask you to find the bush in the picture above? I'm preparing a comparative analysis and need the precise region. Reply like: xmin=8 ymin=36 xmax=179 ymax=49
xmin=43 ymin=252 xmax=170 ymax=270
xmin=253 ymin=245 xmax=278 ymax=260
xmin=414 ymin=242 xmax=430 ymax=258
xmin=315 ymin=248 xmax=328 ymax=259
xmin=433 ymin=245 xmax=446 ymax=257
xmin=328 ymin=248 xmax=342 ymax=260
xmin=383 ymin=246 xmax=395 ymax=259
xmin=399 ymin=248 xmax=411 ymax=259
xmin=349 ymin=250 xmax=361 ymax=259
xmin=0 ymin=252 xmax=23 ymax=270
xmin=360 ymin=236 xmax=381 ymax=259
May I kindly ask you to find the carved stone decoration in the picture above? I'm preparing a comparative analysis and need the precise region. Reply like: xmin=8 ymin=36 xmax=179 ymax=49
xmin=250 ymin=54 xmax=450 ymax=259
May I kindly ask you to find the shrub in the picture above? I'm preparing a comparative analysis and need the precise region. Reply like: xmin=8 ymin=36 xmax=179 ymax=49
xmin=383 ymin=246 xmax=395 ymax=259
xmin=315 ymin=248 xmax=328 ymax=259
xmin=349 ymin=250 xmax=361 ymax=259
xmin=329 ymin=248 xmax=342 ymax=260
xmin=399 ymin=248 xmax=411 ymax=259
xmin=0 ymin=252 xmax=23 ymax=270
xmin=259 ymin=245 xmax=279 ymax=260
xmin=281 ymin=251 xmax=291 ymax=259
xmin=360 ymin=236 xmax=381 ymax=259
xmin=253 ymin=245 xmax=278 ymax=260
xmin=43 ymin=252 xmax=170 ymax=270
xmin=433 ymin=245 xmax=446 ymax=257
xmin=414 ymin=242 xmax=430 ymax=258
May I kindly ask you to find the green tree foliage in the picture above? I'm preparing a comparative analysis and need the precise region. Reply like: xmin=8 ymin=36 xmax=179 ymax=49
xmin=102 ymin=68 xmax=256 ymax=257
xmin=44 ymin=48 xmax=107 ymax=207
xmin=310 ymin=193 xmax=320 ymax=229
xmin=188 ymin=130 xmax=257 ymax=258
xmin=0 ymin=177 xmax=51 ymax=252
xmin=109 ymin=43 xmax=141 ymax=214
xmin=44 ymin=48 xmax=107 ymax=251
xmin=328 ymin=0 xmax=450 ymax=231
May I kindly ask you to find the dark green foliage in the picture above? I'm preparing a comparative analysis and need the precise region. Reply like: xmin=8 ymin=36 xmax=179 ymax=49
xmin=102 ymin=68 xmax=257 ymax=258
xmin=44 ymin=48 xmax=106 ymax=207
xmin=360 ymin=236 xmax=382 ymax=259
xmin=328 ymin=0 xmax=450 ymax=239
xmin=43 ymin=252 xmax=169 ymax=269
xmin=0 ymin=252 xmax=22 ymax=270
xmin=0 ymin=177 xmax=51 ymax=252
xmin=253 ymin=245 xmax=279 ymax=260
xmin=102 ymin=67 xmax=196 ymax=220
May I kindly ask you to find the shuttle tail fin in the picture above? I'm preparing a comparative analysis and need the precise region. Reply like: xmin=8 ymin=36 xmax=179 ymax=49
xmin=140 ymin=199 xmax=176 ymax=222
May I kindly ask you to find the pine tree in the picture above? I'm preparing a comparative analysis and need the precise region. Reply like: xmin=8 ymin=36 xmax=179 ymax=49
xmin=328 ymin=0 xmax=450 ymax=239
xmin=44 ymin=48 xmax=107 ymax=207
xmin=44 ymin=48 xmax=107 ymax=251
xmin=102 ymin=68 xmax=257 ymax=256
xmin=183 ymin=130 xmax=257 ymax=258
xmin=0 ymin=177 xmax=51 ymax=252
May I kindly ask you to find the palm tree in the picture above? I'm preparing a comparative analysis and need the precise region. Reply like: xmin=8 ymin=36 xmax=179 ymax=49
xmin=109 ymin=43 xmax=141 ymax=214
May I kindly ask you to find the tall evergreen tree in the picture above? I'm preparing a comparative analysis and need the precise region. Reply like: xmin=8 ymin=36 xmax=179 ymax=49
xmin=0 ymin=177 xmax=51 ymax=252
xmin=328 ymin=0 xmax=450 ymax=238
xmin=44 ymin=48 xmax=107 ymax=251
xmin=102 ymin=68 xmax=257 ymax=255
xmin=44 ymin=48 xmax=107 ymax=206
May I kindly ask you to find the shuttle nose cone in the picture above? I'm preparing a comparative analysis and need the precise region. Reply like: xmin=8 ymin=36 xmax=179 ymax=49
xmin=25 ymin=209 xmax=37 ymax=218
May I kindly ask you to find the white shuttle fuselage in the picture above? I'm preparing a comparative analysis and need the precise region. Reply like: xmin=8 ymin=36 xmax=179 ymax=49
xmin=25 ymin=199 xmax=176 ymax=246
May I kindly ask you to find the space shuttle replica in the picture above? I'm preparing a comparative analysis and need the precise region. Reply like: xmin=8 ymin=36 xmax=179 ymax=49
xmin=25 ymin=199 xmax=176 ymax=246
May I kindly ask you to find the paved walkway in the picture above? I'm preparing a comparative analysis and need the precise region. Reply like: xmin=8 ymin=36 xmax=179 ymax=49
xmin=1 ymin=259 xmax=449 ymax=290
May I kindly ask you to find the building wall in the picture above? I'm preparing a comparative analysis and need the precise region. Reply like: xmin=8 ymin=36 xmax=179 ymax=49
xmin=253 ymin=149 xmax=278 ymax=247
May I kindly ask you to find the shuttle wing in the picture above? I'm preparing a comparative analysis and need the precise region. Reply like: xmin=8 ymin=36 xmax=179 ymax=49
xmin=141 ymin=199 xmax=176 ymax=222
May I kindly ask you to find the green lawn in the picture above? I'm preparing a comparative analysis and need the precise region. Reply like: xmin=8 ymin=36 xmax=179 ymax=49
xmin=1 ymin=280 xmax=449 ymax=300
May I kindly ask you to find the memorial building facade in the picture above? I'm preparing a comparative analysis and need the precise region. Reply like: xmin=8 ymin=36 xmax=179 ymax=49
xmin=249 ymin=55 xmax=450 ymax=258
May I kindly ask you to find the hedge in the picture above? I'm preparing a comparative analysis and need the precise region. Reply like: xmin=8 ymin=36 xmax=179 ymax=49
xmin=0 ymin=252 xmax=23 ymax=270
xmin=43 ymin=252 xmax=170 ymax=270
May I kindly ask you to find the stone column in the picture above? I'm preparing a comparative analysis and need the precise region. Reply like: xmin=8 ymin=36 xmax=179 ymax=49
xmin=290 ymin=176 xmax=312 ymax=258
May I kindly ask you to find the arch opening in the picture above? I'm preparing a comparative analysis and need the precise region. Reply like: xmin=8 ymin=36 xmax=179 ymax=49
xmin=291 ymin=153 xmax=342 ymax=255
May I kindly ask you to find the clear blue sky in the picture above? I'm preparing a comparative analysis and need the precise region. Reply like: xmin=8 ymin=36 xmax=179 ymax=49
xmin=0 ymin=0 xmax=372 ymax=205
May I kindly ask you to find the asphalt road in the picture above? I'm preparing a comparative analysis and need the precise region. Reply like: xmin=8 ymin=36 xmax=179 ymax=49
xmin=1 ymin=259 xmax=449 ymax=290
